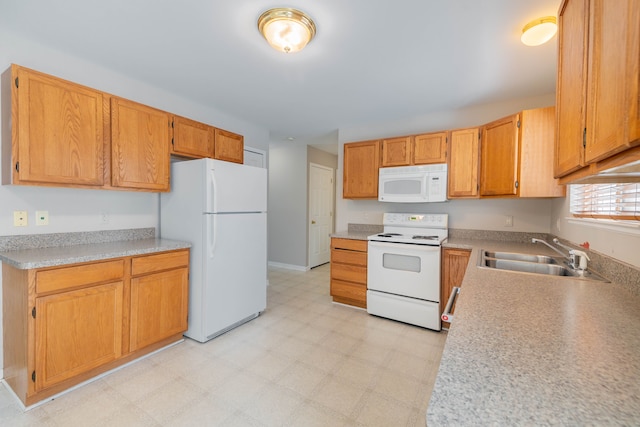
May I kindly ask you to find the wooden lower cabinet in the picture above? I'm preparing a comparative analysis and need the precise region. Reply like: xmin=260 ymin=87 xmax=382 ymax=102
xmin=35 ymin=281 xmax=124 ymax=391
xmin=440 ymin=248 xmax=471 ymax=329
xmin=2 ymin=249 xmax=189 ymax=406
xmin=130 ymin=251 xmax=189 ymax=351
xmin=330 ymin=238 xmax=368 ymax=308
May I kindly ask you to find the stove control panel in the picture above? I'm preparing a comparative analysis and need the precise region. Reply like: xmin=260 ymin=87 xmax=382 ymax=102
xmin=382 ymin=213 xmax=448 ymax=229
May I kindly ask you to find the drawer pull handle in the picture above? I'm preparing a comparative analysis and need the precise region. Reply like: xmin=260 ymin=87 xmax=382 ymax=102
xmin=441 ymin=287 xmax=460 ymax=323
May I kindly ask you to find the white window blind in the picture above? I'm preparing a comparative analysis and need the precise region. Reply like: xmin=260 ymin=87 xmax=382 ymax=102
xmin=570 ymin=183 xmax=640 ymax=220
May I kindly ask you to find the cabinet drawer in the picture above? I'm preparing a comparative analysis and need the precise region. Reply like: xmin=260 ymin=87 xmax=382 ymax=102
xmin=131 ymin=250 xmax=189 ymax=276
xmin=330 ymin=279 xmax=367 ymax=303
xmin=331 ymin=238 xmax=368 ymax=252
xmin=331 ymin=263 xmax=367 ymax=284
xmin=36 ymin=260 xmax=125 ymax=294
xmin=331 ymin=249 xmax=367 ymax=266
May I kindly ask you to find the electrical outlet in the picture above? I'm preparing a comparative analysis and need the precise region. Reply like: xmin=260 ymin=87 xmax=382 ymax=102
xmin=13 ymin=210 xmax=28 ymax=227
xmin=36 ymin=210 xmax=49 ymax=226
xmin=505 ymin=215 xmax=513 ymax=227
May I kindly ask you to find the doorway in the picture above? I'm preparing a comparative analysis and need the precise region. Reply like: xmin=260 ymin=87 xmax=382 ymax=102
xmin=308 ymin=163 xmax=334 ymax=268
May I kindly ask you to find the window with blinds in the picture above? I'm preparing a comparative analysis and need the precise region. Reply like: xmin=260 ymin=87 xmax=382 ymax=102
xmin=570 ymin=183 xmax=640 ymax=220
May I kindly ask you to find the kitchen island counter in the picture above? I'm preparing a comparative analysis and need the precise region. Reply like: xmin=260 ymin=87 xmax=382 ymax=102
xmin=428 ymin=239 xmax=640 ymax=425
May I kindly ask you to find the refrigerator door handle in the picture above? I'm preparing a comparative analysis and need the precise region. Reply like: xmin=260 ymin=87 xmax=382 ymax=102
xmin=208 ymin=214 xmax=217 ymax=258
xmin=208 ymin=168 xmax=217 ymax=213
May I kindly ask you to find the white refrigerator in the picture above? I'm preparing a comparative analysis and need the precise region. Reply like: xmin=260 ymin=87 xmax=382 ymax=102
xmin=160 ymin=158 xmax=267 ymax=342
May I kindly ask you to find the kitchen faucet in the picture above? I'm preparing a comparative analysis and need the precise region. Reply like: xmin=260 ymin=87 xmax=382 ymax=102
xmin=531 ymin=238 xmax=591 ymax=270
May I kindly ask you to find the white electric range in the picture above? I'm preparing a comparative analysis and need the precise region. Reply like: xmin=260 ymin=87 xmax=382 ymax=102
xmin=366 ymin=213 xmax=448 ymax=331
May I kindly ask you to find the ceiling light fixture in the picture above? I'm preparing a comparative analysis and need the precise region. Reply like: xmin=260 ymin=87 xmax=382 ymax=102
xmin=521 ymin=16 xmax=557 ymax=46
xmin=257 ymin=7 xmax=316 ymax=54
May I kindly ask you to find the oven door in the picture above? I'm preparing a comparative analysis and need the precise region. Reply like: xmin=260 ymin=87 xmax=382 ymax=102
xmin=367 ymin=241 xmax=440 ymax=302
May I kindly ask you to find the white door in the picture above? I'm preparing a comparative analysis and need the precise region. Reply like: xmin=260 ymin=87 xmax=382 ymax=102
xmin=244 ymin=146 xmax=266 ymax=168
xmin=309 ymin=163 xmax=334 ymax=268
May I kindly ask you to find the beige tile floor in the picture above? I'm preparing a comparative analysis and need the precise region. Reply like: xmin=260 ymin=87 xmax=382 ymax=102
xmin=0 ymin=264 xmax=447 ymax=426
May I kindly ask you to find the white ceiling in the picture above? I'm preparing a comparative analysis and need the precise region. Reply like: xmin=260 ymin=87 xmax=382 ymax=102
xmin=0 ymin=0 xmax=561 ymax=144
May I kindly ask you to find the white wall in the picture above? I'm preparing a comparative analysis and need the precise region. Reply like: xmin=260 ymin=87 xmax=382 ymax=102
xmin=0 ymin=27 xmax=269 ymax=378
xmin=268 ymin=142 xmax=308 ymax=269
xmin=267 ymin=139 xmax=338 ymax=270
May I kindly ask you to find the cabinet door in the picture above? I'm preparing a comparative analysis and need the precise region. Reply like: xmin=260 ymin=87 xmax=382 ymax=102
xmin=584 ymin=0 xmax=640 ymax=163
xmin=13 ymin=65 xmax=107 ymax=187
xmin=172 ymin=115 xmax=214 ymax=159
xmin=519 ymin=107 xmax=566 ymax=198
xmin=111 ymin=97 xmax=170 ymax=191
xmin=480 ymin=114 xmax=520 ymax=197
xmin=343 ymin=140 xmax=380 ymax=199
xmin=414 ymin=132 xmax=447 ymax=164
xmin=448 ymin=128 xmax=479 ymax=198
xmin=130 ymin=268 xmax=188 ymax=351
xmin=555 ymin=0 xmax=589 ymax=177
xmin=214 ymin=128 xmax=244 ymax=164
xmin=440 ymin=248 xmax=470 ymax=329
xmin=380 ymin=136 xmax=411 ymax=167
xmin=35 ymin=281 xmax=123 ymax=391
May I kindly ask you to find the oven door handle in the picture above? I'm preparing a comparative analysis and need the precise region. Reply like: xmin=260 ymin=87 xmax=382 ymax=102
xmin=441 ymin=287 xmax=460 ymax=323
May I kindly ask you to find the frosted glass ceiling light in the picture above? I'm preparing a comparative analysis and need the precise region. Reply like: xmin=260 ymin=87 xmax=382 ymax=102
xmin=521 ymin=16 xmax=557 ymax=46
xmin=258 ymin=8 xmax=316 ymax=53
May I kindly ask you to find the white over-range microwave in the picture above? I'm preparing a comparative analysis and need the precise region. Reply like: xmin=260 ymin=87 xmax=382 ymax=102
xmin=378 ymin=164 xmax=448 ymax=203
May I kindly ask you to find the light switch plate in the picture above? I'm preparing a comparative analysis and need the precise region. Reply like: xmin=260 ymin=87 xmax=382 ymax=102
xmin=36 ymin=210 xmax=49 ymax=226
xmin=13 ymin=210 xmax=28 ymax=227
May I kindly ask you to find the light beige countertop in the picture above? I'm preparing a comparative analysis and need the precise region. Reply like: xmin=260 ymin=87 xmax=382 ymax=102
xmin=428 ymin=239 xmax=640 ymax=425
xmin=0 ymin=238 xmax=191 ymax=269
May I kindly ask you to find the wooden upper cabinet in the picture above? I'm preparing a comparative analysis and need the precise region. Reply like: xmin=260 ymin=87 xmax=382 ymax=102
xmin=555 ymin=0 xmax=589 ymax=177
xmin=10 ymin=64 xmax=108 ymax=187
xmin=343 ymin=140 xmax=380 ymax=199
xmin=448 ymin=128 xmax=480 ymax=198
xmin=214 ymin=128 xmax=244 ymax=164
xmin=519 ymin=107 xmax=565 ymax=198
xmin=555 ymin=0 xmax=640 ymax=180
xmin=111 ymin=97 xmax=171 ymax=191
xmin=584 ymin=0 xmax=640 ymax=163
xmin=480 ymin=114 xmax=520 ymax=197
xmin=414 ymin=132 xmax=447 ymax=164
xmin=381 ymin=136 xmax=412 ymax=167
xmin=172 ymin=115 xmax=214 ymax=159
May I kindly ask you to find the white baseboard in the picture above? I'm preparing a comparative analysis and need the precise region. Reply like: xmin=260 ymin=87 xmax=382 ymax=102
xmin=267 ymin=261 xmax=309 ymax=272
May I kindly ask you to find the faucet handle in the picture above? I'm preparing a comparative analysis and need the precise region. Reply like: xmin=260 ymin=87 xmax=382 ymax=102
xmin=569 ymin=249 xmax=590 ymax=270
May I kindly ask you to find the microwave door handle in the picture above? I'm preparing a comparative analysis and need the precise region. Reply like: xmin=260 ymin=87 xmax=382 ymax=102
xmin=423 ymin=174 xmax=430 ymax=201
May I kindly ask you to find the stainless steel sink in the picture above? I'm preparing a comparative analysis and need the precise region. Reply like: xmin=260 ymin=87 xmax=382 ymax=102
xmin=483 ymin=251 xmax=558 ymax=264
xmin=479 ymin=250 xmax=609 ymax=282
